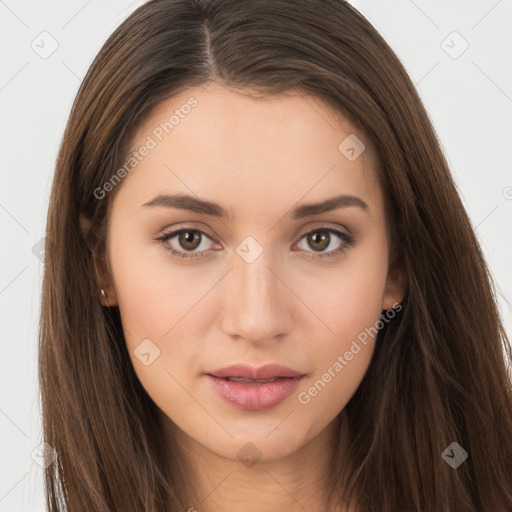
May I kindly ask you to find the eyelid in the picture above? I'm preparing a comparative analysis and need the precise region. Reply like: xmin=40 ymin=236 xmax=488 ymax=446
xmin=155 ymin=225 xmax=217 ymax=245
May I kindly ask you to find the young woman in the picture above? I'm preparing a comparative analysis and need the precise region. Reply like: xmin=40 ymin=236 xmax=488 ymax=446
xmin=38 ymin=0 xmax=512 ymax=510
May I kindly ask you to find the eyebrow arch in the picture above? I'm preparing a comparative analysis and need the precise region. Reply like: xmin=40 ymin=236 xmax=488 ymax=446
xmin=140 ymin=193 xmax=369 ymax=219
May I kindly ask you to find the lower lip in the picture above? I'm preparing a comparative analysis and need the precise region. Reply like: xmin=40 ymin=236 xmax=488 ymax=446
xmin=206 ymin=375 xmax=304 ymax=411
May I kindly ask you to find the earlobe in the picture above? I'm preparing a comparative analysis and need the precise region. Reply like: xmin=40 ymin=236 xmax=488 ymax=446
xmin=382 ymin=256 xmax=406 ymax=310
xmin=79 ymin=213 xmax=119 ymax=307
xmin=96 ymin=248 xmax=119 ymax=307
xmin=95 ymin=248 xmax=119 ymax=308
xmin=79 ymin=214 xmax=92 ymax=237
xmin=99 ymin=287 xmax=117 ymax=308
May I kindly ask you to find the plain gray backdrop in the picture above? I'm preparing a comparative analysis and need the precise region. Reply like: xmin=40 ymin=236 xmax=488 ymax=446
xmin=1 ymin=0 xmax=511 ymax=509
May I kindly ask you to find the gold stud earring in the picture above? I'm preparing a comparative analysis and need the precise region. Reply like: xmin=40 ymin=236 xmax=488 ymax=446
xmin=100 ymin=288 xmax=109 ymax=306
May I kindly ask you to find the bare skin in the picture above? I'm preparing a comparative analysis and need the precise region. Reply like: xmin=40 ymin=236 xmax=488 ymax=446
xmin=83 ymin=81 xmax=405 ymax=511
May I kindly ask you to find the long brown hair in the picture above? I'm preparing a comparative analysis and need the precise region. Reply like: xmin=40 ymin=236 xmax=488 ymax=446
xmin=38 ymin=0 xmax=512 ymax=510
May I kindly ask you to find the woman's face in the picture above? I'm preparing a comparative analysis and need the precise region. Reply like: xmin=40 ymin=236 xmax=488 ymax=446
xmin=97 ymin=82 xmax=403 ymax=463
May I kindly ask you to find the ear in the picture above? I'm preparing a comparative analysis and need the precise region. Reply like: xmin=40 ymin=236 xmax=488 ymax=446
xmin=382 ymin=250 xmax=406 ymax=310
xmin=79 ymin=214 xmax=119 ymax=307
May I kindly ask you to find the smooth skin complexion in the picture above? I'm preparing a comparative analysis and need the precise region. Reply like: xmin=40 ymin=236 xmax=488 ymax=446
xmin=89 ymin=81 xmax=405 ymax=511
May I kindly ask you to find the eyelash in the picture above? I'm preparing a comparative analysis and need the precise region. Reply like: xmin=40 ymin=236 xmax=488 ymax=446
xmin=155 ymin=225 xmax=354 ymax=261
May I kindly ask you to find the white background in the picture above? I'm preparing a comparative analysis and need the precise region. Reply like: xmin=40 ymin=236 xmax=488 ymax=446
xmin=1 ymin=0 xmax=511 ymax=509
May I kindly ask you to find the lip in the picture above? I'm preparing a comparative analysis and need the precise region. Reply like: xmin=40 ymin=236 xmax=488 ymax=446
xmin=209 ymin=363 xmax=304 ymax=380
xmin=206 ymin=364 xmax=306 ymax=411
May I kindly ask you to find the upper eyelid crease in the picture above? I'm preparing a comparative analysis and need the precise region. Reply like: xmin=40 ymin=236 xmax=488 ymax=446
xmin=141 ymin=193 xmax=369 ymax=220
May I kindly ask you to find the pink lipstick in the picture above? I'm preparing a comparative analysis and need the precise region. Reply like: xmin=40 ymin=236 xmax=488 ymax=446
xmin=206 ymin=364 xmax=306 ymax=411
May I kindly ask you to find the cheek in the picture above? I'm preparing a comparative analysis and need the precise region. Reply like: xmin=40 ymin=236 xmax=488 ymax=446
xmin=107 ymin=243 xmax=201 ymax=414
xmin=305 ymin=238 xmax=389 ymax=343
xmin=108 ymin=238 xmax=213 ymax=402
xmin=108 ymin=235 xmax=205 ymax=337
xmin=294 ymin=240 xmax=388 ymax=417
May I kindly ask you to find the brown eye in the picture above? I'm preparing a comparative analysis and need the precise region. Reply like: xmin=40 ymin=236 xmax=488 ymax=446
xmin=156 ymin=225 xmax=354 ymax=261
xmin=178 ymin=230 xmax=202 ymax=251
xmin=296 ymin=226 xmax=354 ymax=260
xmin=306 ymin=231 xmax=330 ymax=252
xmin=156 ymin=228 xmax=216 ymax=260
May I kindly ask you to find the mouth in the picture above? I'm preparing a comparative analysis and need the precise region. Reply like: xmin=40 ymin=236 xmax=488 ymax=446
xmin=206 ymin=364 xmax=306 ymax=411
xmin=215 ymin=376 xmax=292 ymax=384
xmin=208 ymin=363 xmax=305 ymax=380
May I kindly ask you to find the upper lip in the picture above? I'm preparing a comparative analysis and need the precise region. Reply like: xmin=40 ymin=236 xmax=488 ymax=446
xmin=208 ymin=364 xmax=305 ymax=380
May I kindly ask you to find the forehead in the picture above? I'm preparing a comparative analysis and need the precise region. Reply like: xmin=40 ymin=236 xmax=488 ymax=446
xmin=111 ymin=82 xmax=383 ymax=219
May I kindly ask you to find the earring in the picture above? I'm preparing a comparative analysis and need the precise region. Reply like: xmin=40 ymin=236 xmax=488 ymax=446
xmin=100 ymin=288 xmax=109 ymax=306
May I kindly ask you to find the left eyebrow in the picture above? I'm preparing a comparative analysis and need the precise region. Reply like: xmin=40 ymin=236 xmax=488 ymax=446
xmin=140 ymin=193 xmax=369 ymax=220
xmin=291 ymin=194 xmax=369 ymax=218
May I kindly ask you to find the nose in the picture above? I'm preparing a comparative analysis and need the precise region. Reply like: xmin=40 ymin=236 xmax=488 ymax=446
xmin=220 ymin=252 xmax=294 ymax=345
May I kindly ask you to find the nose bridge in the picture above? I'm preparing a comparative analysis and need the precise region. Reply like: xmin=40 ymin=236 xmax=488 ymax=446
xmin=221 ymin=244 xmax=292 ymax=343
